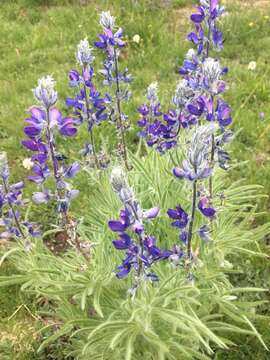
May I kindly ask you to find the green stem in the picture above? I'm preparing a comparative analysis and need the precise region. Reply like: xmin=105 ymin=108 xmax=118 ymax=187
xmin=82 ymin=66 xmax=99 ymax=169
xmin=209 ymin=133 xmax=215 ymax=202
xmin=113 ymin=47 xmax=129 ymax=170
xmin=187 ymin=179 xmax=197 ymax=259
xmin=45 ymin=108 xmax=68 ymax=226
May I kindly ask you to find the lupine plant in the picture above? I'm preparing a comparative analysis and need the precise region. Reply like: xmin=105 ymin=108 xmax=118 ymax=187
xmin=95 ymin=11 xmax=133 ymax=170
xmin=108 ymin=166 xmax=171 ymax=292
xmin=0 ymin=152 xmax=36 ymax=251
xmin=0 ymin=1 xmax=269 ymax=359
xmin=66 ymin=39 xmax=108 ymax=169
xmin=21 ymin=76 xmax=84 ymax=254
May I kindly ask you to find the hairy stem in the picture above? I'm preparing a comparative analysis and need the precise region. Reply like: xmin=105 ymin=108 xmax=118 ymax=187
xmin=45 ymin=108 xmax=68 ymax=226
xmin=82 ymin=66 xmax=99 ymax=169
xmin=113 ymin=47 xmax=129 ymax=170
xmin=187 ymin=179 xmax=197 ymax=259
xmin=209 ymin=133 xmax=215 ymax=201
xmin=129 ymin=202 xmax=144 ymax=279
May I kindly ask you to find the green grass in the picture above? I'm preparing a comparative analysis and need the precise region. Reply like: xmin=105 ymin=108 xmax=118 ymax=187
xmin=1 ymin=0 xmax=270 ymax=358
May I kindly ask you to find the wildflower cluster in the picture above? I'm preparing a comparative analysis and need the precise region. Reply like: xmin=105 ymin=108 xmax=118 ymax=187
xmin=5 ymin=0 xmax=234 ymax=289
xmin=137 ymin=0 xmax=233 ymax=271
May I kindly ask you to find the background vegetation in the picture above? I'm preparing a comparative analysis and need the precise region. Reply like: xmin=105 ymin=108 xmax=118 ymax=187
xmin=0 ymin=0 xmax=270 ymax=358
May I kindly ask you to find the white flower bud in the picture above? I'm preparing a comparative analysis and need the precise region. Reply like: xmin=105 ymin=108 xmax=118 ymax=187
xmin=0 ymin=152 xmax=9 ymax=179
xmin=202 ymin=58 xmax=222 ymax=84
xmin=33 ymin=75 xmax=57 ymax=108
xmin=186 ymin=48 xmax=196 ymax=60
xmin=173 ymin=80 xmax=193 ymax=107
xmin=147 ymin=82 xmax=158 ymax=104
xmin=110 ymin=167 xmax=128 ymax=193
xmin=76 ymin=38 xmax=94 ymax=66
xmin=99 ymin=11 xmax=115 ymax=30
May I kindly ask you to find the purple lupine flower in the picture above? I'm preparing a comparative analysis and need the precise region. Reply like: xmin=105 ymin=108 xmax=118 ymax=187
xmin=178 ymin=0 xmax=233 ymax=182
xmin=33 ymin=76 xmax=57 ymax=108
xmin=137 ymin=82 xmax=181 ymax=153
xmin=167 ymin=205 xmax=189 ymax=245
xmin=95 ymin=11 xmax=132 ymax=169
xmin=198 ymin=196 xmax=216 ymax=218
xmin=66 ymin=38 xmax=109 ymax=169
xmin=0 ymin=152 xmax=39 ymax=247
xmin=22 ymin=77 xmax=80 ymax=227
xmin=173 ymin=124 xmax=216 ymax=182
xmin=108 ymin=167 xmax=171 ymax=286
xmin=189 ymin=0 xmax=225 ymax=55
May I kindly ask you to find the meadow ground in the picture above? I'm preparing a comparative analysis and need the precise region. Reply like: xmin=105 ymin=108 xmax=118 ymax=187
xmin=0 ymin=0 xmax=270 ymax=358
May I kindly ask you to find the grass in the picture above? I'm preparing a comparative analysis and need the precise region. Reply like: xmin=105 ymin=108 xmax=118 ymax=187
xmin=0 ymin=0 xmax=270 ymax=358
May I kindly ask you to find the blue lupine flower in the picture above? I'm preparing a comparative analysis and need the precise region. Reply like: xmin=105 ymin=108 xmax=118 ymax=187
xmin=0 ymin=152 xmax=39 ymax=244
xmin=33 ymin=76 xmax=58 ymax=108
xmin=173 ymin=124 xmax=216 ymax=182
xmin=167 ymin=205 xmax=189 ymax=245
xmin=198 ymin=196 xmax=216 ymax=218
xmin=109 ymin=167 xmax=171 ymax=284
xmin=22 ymin=78 xmax=80 ymax=225
xmin=94 ymin=12 xmax=132 ymax=169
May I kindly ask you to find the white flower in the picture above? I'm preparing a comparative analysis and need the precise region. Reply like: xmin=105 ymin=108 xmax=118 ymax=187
xmin=147 ymin=82 xmax=159 ymax=104
xmin=99 ymin=11 xmax=115 ymax=30
xmin=22 ymin=158 xmax=34 ymax=170
xmin=173 ymin=80 xmax=194 ymax=107
xmin=33 ymin=75 xmax=57 ymax=107
xmin=186 ymin=48 xmax=196 ymax=60
xmin=0 ymin=152 xmax=9 ymax=179
xmin=76 ymin=38 xmax=94 ymax=66
xmin=202 ymin=58 xmax=222 ymax=83
xmin=248 ymin=61 xmax=256 ymax=71
xmin=110 ymin=166 xmax=128 ymax=193
xmin=132 ymin=34 xmax=140 ymax=44
xmin=200 ymin=0 xmax=210 ymax=7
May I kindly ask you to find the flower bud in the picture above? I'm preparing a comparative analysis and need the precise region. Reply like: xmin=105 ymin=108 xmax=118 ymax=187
xmin=147 ymin=82 xmax=159 ymax=105
xmin=0 ymin=152 xmax=9 ymax=179
xmin=76 ymin=38 xmax=94 ymax=66
xmin=186 ymin=48 xmax=196 ymax=60
xmin=99 ymin=11 xmax=116 ymax=30
xmin=33 ymin=75 xmax=58 ymax=108
xmin=173 ymin=80 xmax=193 ymax=108
xmin=110 ymin=167 xmax=128 ymax=193
xmin=202 ymin=58 xmax=222 ymax=84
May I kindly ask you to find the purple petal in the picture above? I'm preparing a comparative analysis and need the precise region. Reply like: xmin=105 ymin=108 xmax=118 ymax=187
xmin=190 ymin=13 xmax=205 ymax=23
xmin=108 ymin=221 xmax=127 ymax=232
xmin=32 ymin=191 xmax=50 ymax=204
xmin=167 ymin=209 xmax=178 ymax=220
xmin=24 ymin=126 xmax=41 ymax=137
xmin=173 ymin=167 xmax=186 ymax=179
xmin=21 ymin=140 xmax=39 ymax=151
xmin=59 ymin=125 xmax=77 ymax=137
xmin=64 ymin=162 xmax=80 ymax=178
xmin=30 ymin=107 xmax=46 ymax=121
xmin=112 ymin=233 xmax=131 ymax=250
xmin=143 ymin=207 xmax=160 ymax=219
xmin=49 ymin=108 xmax=62 ymax=126
xmin=210 ymin=0 xmax=218 ymax=12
